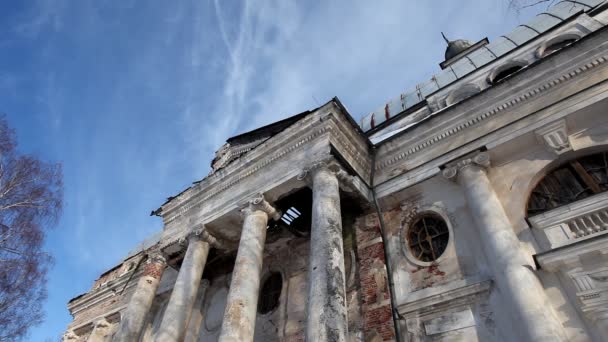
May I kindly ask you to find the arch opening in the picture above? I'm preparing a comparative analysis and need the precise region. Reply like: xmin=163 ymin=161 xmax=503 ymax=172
xmin=527 ymin=151 xmax=608 ymax=216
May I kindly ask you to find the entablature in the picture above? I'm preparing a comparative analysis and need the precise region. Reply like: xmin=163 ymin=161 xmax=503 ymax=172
xmin=373 ymin=27 xmax=608 ymax=199
xmin=157 ymin=101 xmax=372 ymax=246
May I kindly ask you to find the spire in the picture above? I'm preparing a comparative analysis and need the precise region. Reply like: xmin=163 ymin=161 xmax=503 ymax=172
xmin=441 ymin=32 xmax=473 ymax=62
xmin=441 ymin=32 xmax=450 ymax=44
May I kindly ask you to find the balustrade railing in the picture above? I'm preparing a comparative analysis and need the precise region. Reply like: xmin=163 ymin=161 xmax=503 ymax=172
xmin=529 ymin=192 xmax=608 ymax=249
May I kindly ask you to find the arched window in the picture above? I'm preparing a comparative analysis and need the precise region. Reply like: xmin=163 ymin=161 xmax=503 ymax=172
xmin=527 ymin=151 xmax=608 ymax=216
xmin=490 ymin=63 xmax=526 ymax=85
xmin=258 ymin=272 xmax=282 ymax=314
xmin=537 ymin=34 xmax=580 ymax=58
xmin=445 ymin=83 xmax=481 ymax=106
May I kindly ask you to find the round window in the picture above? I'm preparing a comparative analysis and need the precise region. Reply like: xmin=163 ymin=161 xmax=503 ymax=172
xmin=258 ymin=272 xmax=282 ymax=314
xmin=406 ymin=214 xmax=449 ymax=262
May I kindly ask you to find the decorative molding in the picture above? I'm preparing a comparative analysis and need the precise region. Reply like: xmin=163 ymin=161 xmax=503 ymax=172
xmin=529 ymin=192 xmax=608 ymax=249
xmin=297 ymin=158 xmax=358 ymax=192
xmin=377 ymin=54 xmax=608 ymax=171
xmin=163 ymin=124 xmax=332 ymax=224
xmin=162 ymin=106 xmax=371 ymax=226
xmin=535 ymin=235 xmax=608 ymax=272
xmin=241 ymin=193 xmax=281 ymax=221
xmin=570 ymin=267 xmax=608 ymax=327
xmin=400 ymin=202 xmax=455 ymax=267
xmin=68 ymin=266 xmax=142 ymax=316
xmin=93 ymin=317 xmax=110 ymax=329
xmin=442 ymin=151 xmax=490 ymax=180
xmin=535 ymin=119 xmax=572 ymax=154
xmin=62 ymin=330 xmax=77 ymax=341
xmin=146 ymin=251 xmax=167 ymax=265
xmin=398 ymin=278 xmax=492 ymax=316
xmin=178 ymin=224 xmax=221 ymax=247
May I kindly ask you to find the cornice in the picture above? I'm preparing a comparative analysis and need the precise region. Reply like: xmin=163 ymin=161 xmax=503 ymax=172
xmin=162 ymin=105 xmax=370 ymax=225
xmin=398 ymin=278 xmax=492 ymax=315
xmin=163 ymin=124 xmax=331 ymax=224
xmin=68 ymin=268 xmax=141 ymax=316
xmin=442 ymin=151 xmax=490 ymax=180
xmin=535 ymin=234 xmax=608 ymax=272
xmin=376 ymin=53 xmax=608 ymax=172
xmin=240 ymin=193 xmax=281 ymax=220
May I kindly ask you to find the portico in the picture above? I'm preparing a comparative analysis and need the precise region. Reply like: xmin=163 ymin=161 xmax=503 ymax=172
xmin=112 ymin=101 xmax=372 ymax=341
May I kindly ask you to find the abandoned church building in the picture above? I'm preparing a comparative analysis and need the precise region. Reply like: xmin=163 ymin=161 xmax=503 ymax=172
xmin=63 ymin=1 xmax=608 ymax=341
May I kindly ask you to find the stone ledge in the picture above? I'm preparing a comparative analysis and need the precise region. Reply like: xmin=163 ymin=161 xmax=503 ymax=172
xmin=397 ymin=277 xmax=492 ymax=315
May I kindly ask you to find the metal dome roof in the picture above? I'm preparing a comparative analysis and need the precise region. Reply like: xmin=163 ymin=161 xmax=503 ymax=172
xmin=445 ymin=38 xmax=474 ymax=61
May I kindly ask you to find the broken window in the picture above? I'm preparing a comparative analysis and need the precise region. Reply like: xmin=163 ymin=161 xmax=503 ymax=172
xmin=527 ymin=151 xmax=608 ymax=216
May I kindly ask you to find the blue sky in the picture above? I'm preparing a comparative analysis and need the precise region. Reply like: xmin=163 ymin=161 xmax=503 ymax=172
xmin=0 ymin=1 xmax=539 ymax=340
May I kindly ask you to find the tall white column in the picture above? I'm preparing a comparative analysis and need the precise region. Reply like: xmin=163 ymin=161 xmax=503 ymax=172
xmin=154 ymin=229 xmax=215 ymax=342
xmin=443 ymin=152 xmax=566 ymax=342
xmin=219 ymin=194 xmax=280 ymax=342
xmin=113 ymin=252 xmax=166 ymax=342
xmin=305 ymin=162 xmax=348 ymax=342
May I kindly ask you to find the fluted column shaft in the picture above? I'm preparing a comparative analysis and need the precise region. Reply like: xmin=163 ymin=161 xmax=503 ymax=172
xmin=306 ymin=166 xmax=348 ymax=342
xmin=113 ymin=253 xmax=166 ymax=342
xmin=155 ymin=233 xmax=211 ymax=342
xmin=219 ymin=196 xmax=277 ymax=342
xmin=448 ymin=153 xmax=565 ymax=342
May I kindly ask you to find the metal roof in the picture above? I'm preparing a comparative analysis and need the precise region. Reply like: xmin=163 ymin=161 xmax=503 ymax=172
xmin=359 ymin=0 xmax=604 ymax=132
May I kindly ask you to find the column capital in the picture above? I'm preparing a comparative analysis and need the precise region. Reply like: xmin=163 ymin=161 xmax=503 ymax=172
xmin=241 ymin=193 xmax=281 ymax=221
xmin=146 ymin=250 xmax=167 ymax=265
xmin=61 ymin=330 xmax=77 ymax=341
xmin=180 ymin=224 xmax=221 ymax=247
xmin=92 ymin=317 xmax=111 ymax=331
xmin=297 ymin=157 xmax=354 ymax=190
xmin=442 ymin=151 xmax=490 ymax=180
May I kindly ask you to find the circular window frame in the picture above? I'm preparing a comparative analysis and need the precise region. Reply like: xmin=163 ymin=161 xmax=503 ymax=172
xmin=401 ymin=205 xmax=453 ymax=267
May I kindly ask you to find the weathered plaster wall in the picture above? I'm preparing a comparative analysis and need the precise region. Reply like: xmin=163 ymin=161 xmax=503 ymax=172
xmin=376 ymin=177 xmax=506 ymax=341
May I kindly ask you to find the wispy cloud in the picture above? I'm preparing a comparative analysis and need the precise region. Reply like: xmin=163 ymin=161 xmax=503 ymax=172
xmin=15 ymin=0 xmax=66 ymax=37
xmin=3 ymin=1 xmax=542 ymax=339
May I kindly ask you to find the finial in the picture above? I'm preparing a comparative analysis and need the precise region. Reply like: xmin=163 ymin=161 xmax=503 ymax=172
xmin=441 ymin=32 xmax=450 ymax=44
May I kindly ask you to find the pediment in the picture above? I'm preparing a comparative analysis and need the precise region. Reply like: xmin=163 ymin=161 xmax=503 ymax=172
xmin=156 ymin=98 xmax=371 ymax=245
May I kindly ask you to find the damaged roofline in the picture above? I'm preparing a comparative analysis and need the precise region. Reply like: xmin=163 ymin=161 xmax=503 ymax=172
xmin=151 ymin=96 xmax=371 ymax=217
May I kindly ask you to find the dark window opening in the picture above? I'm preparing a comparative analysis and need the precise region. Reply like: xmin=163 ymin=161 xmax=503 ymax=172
xmin=407 ymin=214 xmax=449 ymax=262
xmin=202 ymin=250 xmax=236 ymax=280
xmin=527 ymin=152 xmax=608 ymax=216
xmin=542 ymin=38 xmax=577 ymax=57
xmin=258 ymin=272 xmax=282 ymax=314
xmin=273 ymin=187 xmax=312 ymax=237
xmin=492 ymin=65 xmax=524 ymax=84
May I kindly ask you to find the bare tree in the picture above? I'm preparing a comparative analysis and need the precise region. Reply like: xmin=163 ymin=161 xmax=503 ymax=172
xmin=0 ymin=116 xmax=62 ymax=341
xmin=508 ymin=0 xmax=556 ymax=12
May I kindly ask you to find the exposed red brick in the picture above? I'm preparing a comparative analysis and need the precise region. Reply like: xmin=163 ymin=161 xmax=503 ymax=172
xmin=143 ymin=260 xmax=165 ymax=280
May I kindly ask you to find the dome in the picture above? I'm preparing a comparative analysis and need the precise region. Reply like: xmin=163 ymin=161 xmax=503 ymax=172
xmin=442 ymin=32 xmax=473 ymax=61
xmin=445 ymin=39 xmax=473 ymax=60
